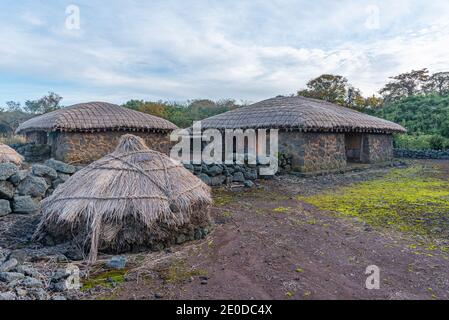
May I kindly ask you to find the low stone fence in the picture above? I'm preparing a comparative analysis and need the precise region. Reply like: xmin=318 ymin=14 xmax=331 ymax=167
xmin=183 ymin=154 xmax=293 ymax=187
xmin=0 ymin=159 xmax=78 ymax=217
xmin=11 ymin=143 xmax=51 ymax=163
xmin=394 ymin=149 xmax=449 ymax=160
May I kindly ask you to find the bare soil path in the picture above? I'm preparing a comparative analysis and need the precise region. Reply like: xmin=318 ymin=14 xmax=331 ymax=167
xmin=103 ymin=160 xmax=449 ymax=300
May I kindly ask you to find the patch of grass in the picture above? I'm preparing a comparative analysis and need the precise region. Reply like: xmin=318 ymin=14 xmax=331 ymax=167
xmin=213 ymin=189 xmax=234 ymax=206
xmin=160 ymin=260 xmax=207 ymax=284
xmin=273 ymin=207 xmax=291 ymax=213
xmin=81 ymin=269 xmax=127 ymax=291
xmin=222 ymin=210 xmax=233 ymax=218
xmin=297 ymin=165 xmax=449 ymax=240
xmin=245 ymin=190 xmax=289 ymax=201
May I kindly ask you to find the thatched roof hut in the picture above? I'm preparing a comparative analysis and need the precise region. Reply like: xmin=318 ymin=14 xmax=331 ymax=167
xmin=199 ymin=96 xmax=406 ymax=133
xmin=0 ymin=143 xmax=24 ymax=166
xmin=16 ymin=102 xmax=177 ymax=134
xmin=15 ymin=102 xmax=178 ymax=164
xmin=34 ymin=134 xmax=212 ymax=262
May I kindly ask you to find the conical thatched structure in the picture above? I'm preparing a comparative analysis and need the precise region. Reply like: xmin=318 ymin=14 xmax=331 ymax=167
xmin=34 ymin=134 xmax=212 ymax=262
xmin=0 ymin=143 xmax=24 ymax=166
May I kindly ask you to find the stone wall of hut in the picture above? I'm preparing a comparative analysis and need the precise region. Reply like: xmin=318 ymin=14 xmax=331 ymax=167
xmin=278 ymin=132 xmax=394 ymax=173
xmin=25 ymin=131 xmax=48 ymax=145
xmin=50 ymin=131 xmax=172 ymax=164
xmin=361 ymin=134 xmax=394 ymax=163
xmin=279 ymin=132 xmax=347 ymax=173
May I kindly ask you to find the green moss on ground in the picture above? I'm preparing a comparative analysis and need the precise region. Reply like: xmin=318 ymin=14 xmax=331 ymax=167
xmin=297 ymin=165 xmax=449 ymax=239
xmin=213 ymin=189 xmax=234 ymax=206
xmin=81 ymin=269 xmax=127 ymax=291
xmin=159 ymin=260 xmax=207 ymax=284
xmin=273 ymin=207 xmax=291 ymax=213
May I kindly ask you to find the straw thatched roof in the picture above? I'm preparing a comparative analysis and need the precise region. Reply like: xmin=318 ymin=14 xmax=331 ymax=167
xmin=34 ymin=134 xmax=212 ymax=262
xmin=199 ymin=96 xmax=406 ymax=134
xmin=16 ymin=102 xmax=178 ymax=134
xmin=0 ymin=143 xmax=24 ymax=166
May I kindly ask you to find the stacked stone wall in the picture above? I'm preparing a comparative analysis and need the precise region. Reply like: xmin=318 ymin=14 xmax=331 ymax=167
xmin=362 ymin=134 xmax=394 ymax=163
xmin=279 ymin=132 xmax=347 ymax=173
xmin=52 ymin=131 xmax=172 ymax=164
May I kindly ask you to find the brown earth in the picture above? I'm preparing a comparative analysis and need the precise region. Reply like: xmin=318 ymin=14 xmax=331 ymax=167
xmin=82 ymin=160 xmax=449 ymax=300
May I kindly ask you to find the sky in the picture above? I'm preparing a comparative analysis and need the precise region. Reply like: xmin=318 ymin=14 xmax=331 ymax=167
xmin=1 ymin=0 xmax=449 ymax=106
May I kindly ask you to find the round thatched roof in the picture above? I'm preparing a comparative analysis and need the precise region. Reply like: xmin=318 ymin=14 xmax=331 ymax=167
xmin=16 ymin=102 xmax=178 ymax=134
xmin=35 ymin=134 xmax=212 ymax=262
xmin=0 ymin=143 xmax=24 ymax=166
xmin=199 ymin=96 xmax=406 ymax=134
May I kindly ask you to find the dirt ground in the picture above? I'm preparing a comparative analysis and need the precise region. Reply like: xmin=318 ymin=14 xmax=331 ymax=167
xmin=95 ymin=159 xmax=449 ymax=300
xmin=3 ymin=160 xmax=449 ymax=300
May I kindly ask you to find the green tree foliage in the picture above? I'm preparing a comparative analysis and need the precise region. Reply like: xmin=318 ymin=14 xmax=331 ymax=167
xmin=424 ymin=72 xmax=449 ymax=96
xmin=297 ymin=74 xmax=348 ymax=105
xmin=1 ymin=94 xmax=62 ymax=137
xmin=372 ymin=94 xmax=449 ymax=149
xmin=297 ymin=74 xmax=383 ymax=110
xmin=24 ymin=92 xmax=63 ymax=114
xmin=379 ymin=68 xmax=430 ymax=103
xmin=122 ymin=98 xmax=242 ymax=128
xmin=0 ymin=109 xmax=32 ymax=134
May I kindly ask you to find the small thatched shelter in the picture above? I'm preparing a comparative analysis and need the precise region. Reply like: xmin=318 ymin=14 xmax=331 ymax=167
xmin=0 ymin=143 xmax=24 ymax=166
xmin=34 ymin=134 xmax=212 ymax=262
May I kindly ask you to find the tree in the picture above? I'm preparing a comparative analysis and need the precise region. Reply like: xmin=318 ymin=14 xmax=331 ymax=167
xmin=137 ymin=101 xmax=167 ymax=118
xmin=424 ymin=72 xmax=449 ymax=96
xmin=0 ymin=120 xmax=12 ymax=135
xmin=345 ymin=86 xmax=367 ymax=110
xmin=122 ymin=99 xmax=144 ymax=111
xmin=24 ymin=92 xmax=63 ymax=114
xmin=297 ymin=74 xmax=348 ymax=105
xmin=364 ymin=95 xmax=384 ymax=109
xmin=379 ymin=68 xmax=429 ymax=102
xmin=5 ymin=101 xmax=22 ymax=112
xmin=297 ymin=74 xmax=373 ymax=110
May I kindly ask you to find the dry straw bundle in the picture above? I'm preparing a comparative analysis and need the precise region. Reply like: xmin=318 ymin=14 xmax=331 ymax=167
xmin=0 ymin=143 xmax=24 ymax=166
xmin=34 ymin=134 xmax=212 ymax=262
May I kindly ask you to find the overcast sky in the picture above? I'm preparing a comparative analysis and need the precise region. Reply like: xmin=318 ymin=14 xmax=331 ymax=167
xmin=1 ymin=0 xmax=449 ymax=106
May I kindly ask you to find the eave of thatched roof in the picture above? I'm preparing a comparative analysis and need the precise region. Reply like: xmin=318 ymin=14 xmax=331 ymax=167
xmin=198 ymin=96 xmax=406 ymax=134
xmin=0 ymin=143 xmax=24 ymax=166
xmin=16 ymin=102 xmax=178 ymax=134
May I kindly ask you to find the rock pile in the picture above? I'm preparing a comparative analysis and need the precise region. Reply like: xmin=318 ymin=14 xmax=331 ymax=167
xmin=183 ymin=154 xmax=292 ymax=187
xmin=0 ymin=159 xmax=78 ymax=217
xmin=278 ymin=153 xmax=293 ymax=173
xmin=0 ymin=254 xmax=77 ymax=300
xmin=184 ymin=163 xmax=259 ymax=187
xmin=13 ymin=143 xmax=51 ymax=163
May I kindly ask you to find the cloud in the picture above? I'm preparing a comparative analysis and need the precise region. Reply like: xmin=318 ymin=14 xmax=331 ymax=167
xmin=0 ymin=0 xmax=449 ymax=105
